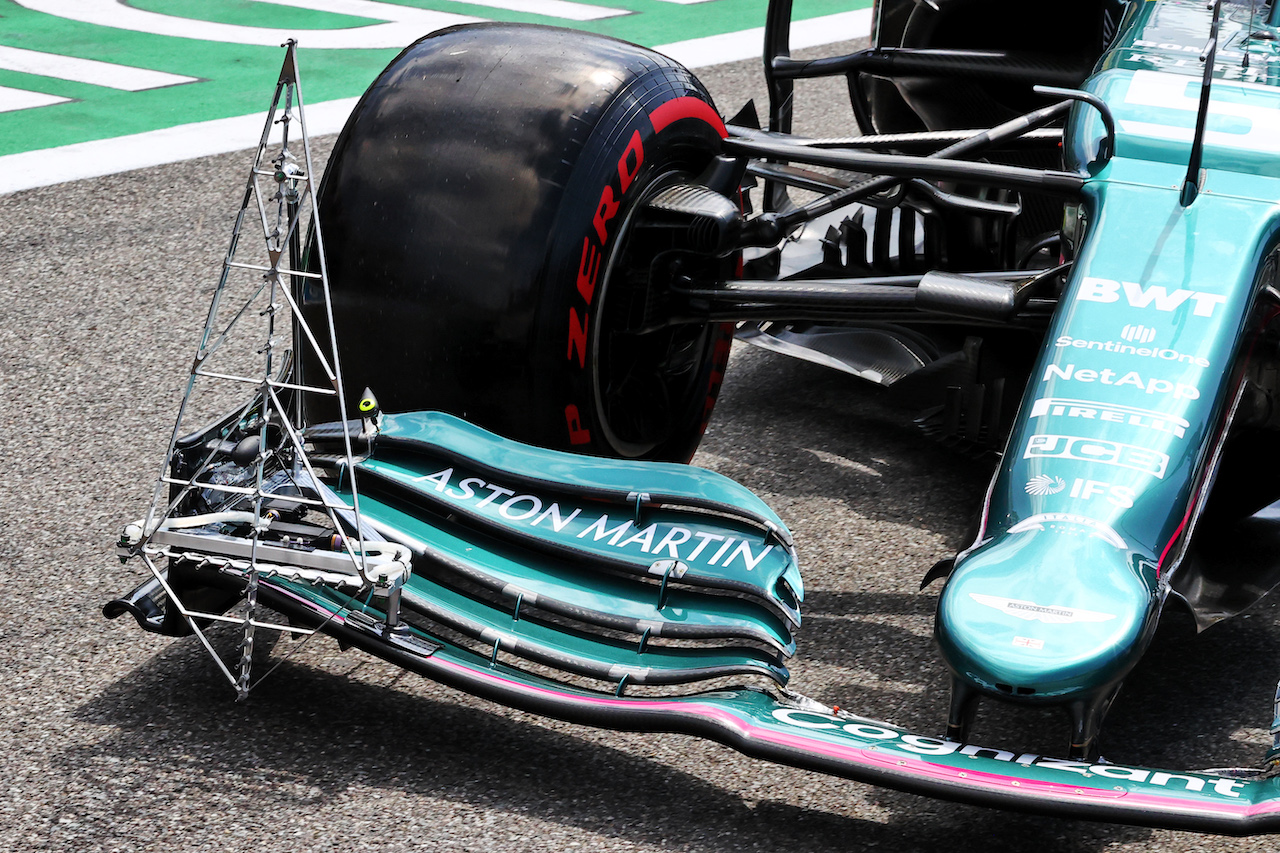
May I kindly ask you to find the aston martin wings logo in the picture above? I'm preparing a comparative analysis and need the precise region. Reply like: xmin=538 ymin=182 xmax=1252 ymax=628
xmin=969 ymin=593 xmax=1117 ymax=624
xmin=1007 ymin=512 xmax=1127 ymax=549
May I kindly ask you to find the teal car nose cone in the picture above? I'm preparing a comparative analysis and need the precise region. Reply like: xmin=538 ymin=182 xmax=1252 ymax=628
xmin=937 ymin=519 xmax=1159 ymax=701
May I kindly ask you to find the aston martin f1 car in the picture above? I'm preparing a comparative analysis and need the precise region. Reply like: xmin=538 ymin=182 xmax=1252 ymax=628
xmin=108 ymin=0 xmax=1280 ymax=834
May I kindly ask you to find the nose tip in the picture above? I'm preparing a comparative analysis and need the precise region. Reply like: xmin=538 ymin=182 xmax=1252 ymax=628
xmin=935 ymin=523 xmax=1158 ymax=703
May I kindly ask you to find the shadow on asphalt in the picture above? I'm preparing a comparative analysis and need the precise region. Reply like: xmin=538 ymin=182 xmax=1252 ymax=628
xmin=72 ymin=633 xmax=1156 ymax=852
xmin=69 ymin=343 xmax=1277 ymax=852
xmin=700 ymin=345 xmax=994 ymax=545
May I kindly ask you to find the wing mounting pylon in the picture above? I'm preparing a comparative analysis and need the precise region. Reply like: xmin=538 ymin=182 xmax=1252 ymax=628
xmin=117 ymin=41 xmax=409 ymax=699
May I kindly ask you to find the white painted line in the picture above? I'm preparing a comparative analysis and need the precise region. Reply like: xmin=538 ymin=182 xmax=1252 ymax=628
xmin=655 ymin=8 xmax=871 ymax=68
xmin=0 ymin=10 xmax=874 ymax=194
xmin=15 ymin=0 xmax=480 ymax=49
xmin=0 ymin=85 xmax=70 ymax=113
xmin=440 ymin=0 xmax=626 ymax=20
xmin=0 ymin=98 xmax=360 ymax=194
xmin=0 ymin=45 xmax=198 ymax=91
xmin=15 ymin=0 xmax=624 ymax=46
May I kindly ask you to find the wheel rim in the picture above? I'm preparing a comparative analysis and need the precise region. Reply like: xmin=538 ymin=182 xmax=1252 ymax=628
xmin=590 ymin=168 xmax=723 ymax=458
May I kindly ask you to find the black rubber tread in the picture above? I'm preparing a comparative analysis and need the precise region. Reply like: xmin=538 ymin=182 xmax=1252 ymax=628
xmin=303 ymin=23 xmax=731 ymax=461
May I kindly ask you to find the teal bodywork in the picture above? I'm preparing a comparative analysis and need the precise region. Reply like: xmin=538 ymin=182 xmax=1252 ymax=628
xmin=331 ymin=412 xmax=802 ymax=687
xmin=107 ymin=1 xmax=1280 ymax=831
xmin=261 ymin=567 xmax=1280 ymax=833
xmin=938 ymin=0 xmax=1280 ymax=707
xmin=219 ymin=393 xmax=1280 ymax=832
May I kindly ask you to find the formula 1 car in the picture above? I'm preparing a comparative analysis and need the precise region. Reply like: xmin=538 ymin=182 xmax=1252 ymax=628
xmin=107 ymin=0 xmax=1280 ymax=835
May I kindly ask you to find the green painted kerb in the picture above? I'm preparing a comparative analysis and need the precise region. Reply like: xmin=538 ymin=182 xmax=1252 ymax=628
xmin=0 ymin=0 xmax=870 ymax=156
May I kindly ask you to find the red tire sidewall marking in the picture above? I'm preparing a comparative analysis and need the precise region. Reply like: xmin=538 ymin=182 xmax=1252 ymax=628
xmin=559 ymin=86 xmax=727 ymax=455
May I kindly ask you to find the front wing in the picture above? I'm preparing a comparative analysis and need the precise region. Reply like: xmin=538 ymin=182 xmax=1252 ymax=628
xmin=166 ymin=572 xmax=1280 ymax=835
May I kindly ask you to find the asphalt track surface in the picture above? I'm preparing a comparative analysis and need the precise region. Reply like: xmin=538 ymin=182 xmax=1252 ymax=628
xmin=4 ymin=38 xmax=1280 ymax=853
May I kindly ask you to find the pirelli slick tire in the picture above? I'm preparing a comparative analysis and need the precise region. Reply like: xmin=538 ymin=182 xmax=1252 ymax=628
xmin=307 ymin=23 xmax=733 ymax=461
